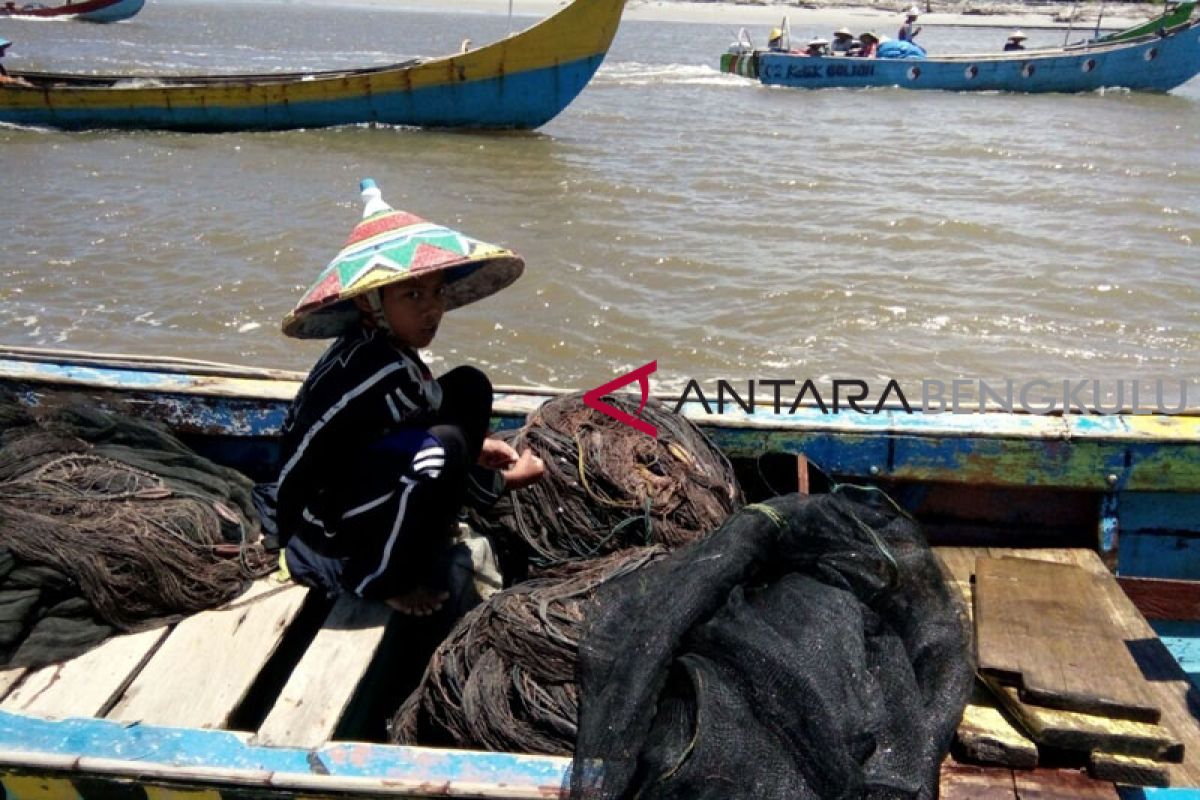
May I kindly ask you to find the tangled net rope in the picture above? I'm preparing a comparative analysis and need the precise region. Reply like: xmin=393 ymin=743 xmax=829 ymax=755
xmin=390 ymin=546 xmax=666 ymax=756
xmin=0 ymin=392 xmax=275 ymax=668
xmin=470 ymin=392 xmax=743 ymax=571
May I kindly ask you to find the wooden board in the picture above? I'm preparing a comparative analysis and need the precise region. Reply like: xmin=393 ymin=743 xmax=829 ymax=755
xmin=958 ymin=680 xmax=1039 ymax=769
xmin=975 ymin=555 xmax=1161 ymax=723
xmin=254 ymin=594 xmax=392 ymax=748
xmin=1012 ymin=767 xmax=1120 ymax=799
xmin=985 ymin=678 xmax=1182 ymax=761
xmin=939 ymin=760 xmax=1121 ymax=800
xmin=1 ymin=626 xmax=168 ymax=718
xmin=107 ymin=580 xmax=309 ymax=729
xmin=1089 ymin=751 xmax=1171 ymax=787
xmin=937 ymin=547 xmax=1200 ymax=788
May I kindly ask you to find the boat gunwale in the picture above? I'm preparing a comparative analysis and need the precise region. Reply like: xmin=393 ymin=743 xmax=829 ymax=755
xmin=3 ymin=346 xmax=1199 ymax=444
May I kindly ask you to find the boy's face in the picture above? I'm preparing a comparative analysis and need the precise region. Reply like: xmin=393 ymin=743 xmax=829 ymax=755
xmin=374 ymin=272 xmax=447 ymax=349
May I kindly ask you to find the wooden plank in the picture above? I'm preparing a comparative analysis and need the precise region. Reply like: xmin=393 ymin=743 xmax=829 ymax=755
xmin=938 ymin=546 xmax=1043 ymax=769
xmin=975 ymin=556 xmax=1162 ymax=723
xmin=1012 ymin=767 xmax=1120 ymax=799
xmin=1089 ymin=751 xmax=1171 ymax=787
xmin=107 ymin=581 xmax=308 ymax=729
xmin=255 ymin=594 xmax=391 ymax=748
xmin=985 ymin=678 xmax=1183 ymax=761
xmin=2 ymin=627 xmax=168 ymax=718
xmin=940 ymin=760 xmax=1017 ymax=800
xmin=1119 ymin=578 xmax=1200 ymax=622
xmin=937 ymin=547 xmax=1200 ymax=788
xmin=958 ymin=680 xmax=1039 ymax=769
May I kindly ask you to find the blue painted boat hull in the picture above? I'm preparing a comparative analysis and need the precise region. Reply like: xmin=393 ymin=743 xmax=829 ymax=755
xmin=0 ymin=55 xmax=606 ymax=131
xmin=753 ymin=21 xmax=1200 ymax=92
xmin=2 ymin=346 xmax=1200 ymax=797
xmin=0 ymin=0 xmax=624 ymax=131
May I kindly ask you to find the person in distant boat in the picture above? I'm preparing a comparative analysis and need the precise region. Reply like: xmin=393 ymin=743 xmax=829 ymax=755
xmin=858 ymin=31 xmax=881 ymax=57
xmin=1004 ymin=30 xmax=1027 ymax=51
xmin=767 ymin=27 xmax=788 ymax=52
xmin=0 ymin=37 xmax=29 ymax=85
xmin=805 ymin=37 xmax=830 ymax=56
xmin=898 ymin=6 xmax=922 ymax=43
xmin=267 ymin=178 xmax=544 ymax=618
xmin=831 ymin=27 xmax=857 ymax=54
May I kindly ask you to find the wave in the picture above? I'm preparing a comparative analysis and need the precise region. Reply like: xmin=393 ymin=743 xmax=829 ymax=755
xmin=595 ymin=61 xmax=748 ymax=87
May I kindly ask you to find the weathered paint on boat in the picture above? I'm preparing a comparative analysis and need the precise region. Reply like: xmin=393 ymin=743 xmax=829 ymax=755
xmin=724 ymin=19 xmax=1200 ymax=93
xmin=0 ymin=0 xmax=623 ymax=131
xmin=0 ymin=0 xmax=143 ymax=22
xmin=1100 ymin=1 xmax=1198 ymax=42
xmin=1 ymin=345 xmax=1200 ymax=798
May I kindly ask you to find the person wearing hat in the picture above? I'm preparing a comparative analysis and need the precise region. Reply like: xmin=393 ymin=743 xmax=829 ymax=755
xmin=805 ymin=37 xmax=830 ymax=56
xmin=898 ymin=6 xmax=922 ymax=44
xmin=767 ymin=26 xmax=788 ymax=52
xmin=831 ymin=27 xmax=857 ymax=54
xmin=1004 ymin=30 xmax=1027 ymax=51
xmin=857 ymin=31 xmax=881 ymax=58
xmin=270 ymin=178 xmax=544 ymax=616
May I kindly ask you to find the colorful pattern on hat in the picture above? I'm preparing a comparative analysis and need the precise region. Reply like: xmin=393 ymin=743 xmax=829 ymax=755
xmin=283 ymin=183 xmax=524 ymax=339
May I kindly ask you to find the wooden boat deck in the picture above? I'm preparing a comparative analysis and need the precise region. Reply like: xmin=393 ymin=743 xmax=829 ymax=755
xmin=0 ymin=547 xmax=1196 ymax=797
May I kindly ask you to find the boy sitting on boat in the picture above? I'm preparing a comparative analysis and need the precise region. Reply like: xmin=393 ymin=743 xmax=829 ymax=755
xmin=265 ymin=179 xmax=544 ymax=616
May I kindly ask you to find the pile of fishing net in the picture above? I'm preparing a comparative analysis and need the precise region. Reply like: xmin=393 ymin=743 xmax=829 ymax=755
xmin=569 ymin=489 xmax=974 ymax=800
xmin=399 ymin=484 xmax=973 ymax=800
xmin=466 ymin=392 xmax=744 ymax=573
xmin=0 ymin=391 xmax=274 ymax=668
xmin=389 ymin=546 xmax=667 ymax=755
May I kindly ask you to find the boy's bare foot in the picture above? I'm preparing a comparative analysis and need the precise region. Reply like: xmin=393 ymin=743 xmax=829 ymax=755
xmin=385 ymin=587 xmax=450 ymax=616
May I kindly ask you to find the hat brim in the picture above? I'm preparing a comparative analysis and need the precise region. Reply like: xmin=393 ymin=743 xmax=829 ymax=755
xmin=282 ymin=252 xmax=524 ymax=339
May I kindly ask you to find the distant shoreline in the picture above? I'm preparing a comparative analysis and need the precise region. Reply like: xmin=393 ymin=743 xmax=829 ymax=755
xmin=274 ymin=0 xmax=1161 ymax=30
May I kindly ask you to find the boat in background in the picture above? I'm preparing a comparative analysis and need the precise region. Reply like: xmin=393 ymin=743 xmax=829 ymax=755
xmin=0 ymin=0 xmax=623 ymax=131
xmin=1098 ymin=0 xmax=1197 ymax=42
xmin=721 ymin=17 xmax=1200 ymax=93
xmin=0 ymin=0 xmax=143 ymax=22
xmin=1 ymin=344 xmax=1200 ymax=797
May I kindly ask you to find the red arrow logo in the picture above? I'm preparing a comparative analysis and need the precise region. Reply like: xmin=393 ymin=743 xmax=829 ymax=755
xmin=582 ymin=360 xmax=658 ymax=438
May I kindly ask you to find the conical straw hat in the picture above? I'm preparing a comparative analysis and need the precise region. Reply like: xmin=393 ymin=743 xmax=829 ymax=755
xmin=283 ymin=179 xmax=525 ymax=339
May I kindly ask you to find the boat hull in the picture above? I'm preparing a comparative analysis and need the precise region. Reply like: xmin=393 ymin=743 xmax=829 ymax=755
xmin=0 ymin=0 xmax=623 ymax=130
xmin=2 ymin=346 xmax=1200 ymax=798
xmin=743 ymin=21 xmax=1200 ymax=93
xmin=0 ymin=0 xmax=143 ymax=22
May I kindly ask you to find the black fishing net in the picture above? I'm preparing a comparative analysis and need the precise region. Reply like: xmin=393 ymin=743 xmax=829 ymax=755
xmin=389 ymin=546 xmax=668 ymax=756
xmin=466 ymin=392 xmax=742 ymax=574
xmin=569 ymin=489 xmax=974 ymax=800
xmin=0 ymin=391 xmax=275 ymax=668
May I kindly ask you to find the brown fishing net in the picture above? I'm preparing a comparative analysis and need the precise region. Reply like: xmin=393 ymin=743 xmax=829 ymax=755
xmin=0 ymin=391 xmax=275 ymax=668
xmin=467 ymin=392 xmax=743 ymax=572
xmin=389 ymin=546 xmax=667 ymax=756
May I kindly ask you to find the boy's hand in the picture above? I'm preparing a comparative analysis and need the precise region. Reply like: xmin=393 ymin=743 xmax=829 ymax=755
xmin=501 ymin=449 xmax=545 ymax=491
xmin=478 ymin=437 xmax=519 ymax=470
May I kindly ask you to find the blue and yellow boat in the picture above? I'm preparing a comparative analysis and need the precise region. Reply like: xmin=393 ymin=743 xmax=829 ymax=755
xmin=0 ymin=0 xmax=623 ymax=131
xmin=1 ymin=344 xmax=1200 ymax=798
xmin=722 ymin=18 xmax=1200 ymax=93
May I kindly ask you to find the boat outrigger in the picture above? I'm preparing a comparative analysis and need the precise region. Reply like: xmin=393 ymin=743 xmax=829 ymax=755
xmin=1 ymin=344 xmax=1200 ymax=797
xmin=0 ymin=0 xmax=624 ymax=131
